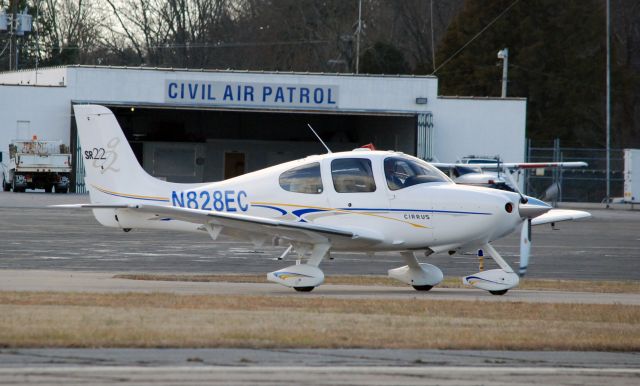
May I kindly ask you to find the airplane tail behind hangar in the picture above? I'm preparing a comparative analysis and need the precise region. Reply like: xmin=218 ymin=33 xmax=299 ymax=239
xmin=73 ymin=104 xmax=202 ymax=211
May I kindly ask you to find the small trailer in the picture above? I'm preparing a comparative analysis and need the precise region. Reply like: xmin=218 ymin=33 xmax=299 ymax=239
xmin=1 ymin=138 xmax=72 ymax=193
xmin=624 ymin=149 xmax=640 ymax=204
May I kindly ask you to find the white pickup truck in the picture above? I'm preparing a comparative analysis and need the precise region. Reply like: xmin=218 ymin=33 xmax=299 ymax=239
xmin=1 ymin=139 xmax=72 ymax=193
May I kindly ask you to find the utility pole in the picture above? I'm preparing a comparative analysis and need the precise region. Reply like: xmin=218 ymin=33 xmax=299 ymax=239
xmin=10 ymin=0 xmax=17 ymax=71
xmin=497 ymin=48 xmax=509 ymax=98
xmin=605 ymin=0 xmax=611 ymax=208
xmin=1 ymin=1 xmax=33 ymax=71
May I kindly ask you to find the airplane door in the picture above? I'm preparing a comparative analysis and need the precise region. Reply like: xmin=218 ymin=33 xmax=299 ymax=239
xmin=323 ymin=157 xmax=389 ymax=219
xmin=383 ymin=156 xmax=434 ymax=245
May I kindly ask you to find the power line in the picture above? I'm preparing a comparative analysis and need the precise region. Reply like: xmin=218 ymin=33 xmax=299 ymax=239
xmin=431 ymin=0 xmax=521 ymax=75
xmin=0 ymin=38 xmax=331 ymax=55
xmin=0 ymin=40 xmax=9 ymax=57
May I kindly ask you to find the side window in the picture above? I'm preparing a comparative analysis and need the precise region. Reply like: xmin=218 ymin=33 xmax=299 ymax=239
xmin=331 ymin=158 xmax=376 ymax=193
xmin=279 ymin=163 xmax=323 ymax=194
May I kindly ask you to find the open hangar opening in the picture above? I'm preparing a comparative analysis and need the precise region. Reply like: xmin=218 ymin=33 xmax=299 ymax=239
xmin=79 ymin=104 xmax=417 ymax=184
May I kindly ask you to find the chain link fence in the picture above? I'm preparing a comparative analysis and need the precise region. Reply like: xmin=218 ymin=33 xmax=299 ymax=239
xmin=524 ymin=141 xmax=624 ymax=203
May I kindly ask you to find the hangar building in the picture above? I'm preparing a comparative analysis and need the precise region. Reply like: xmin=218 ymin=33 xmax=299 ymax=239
xmin=0 ymin=66 xmax=526 ymax=192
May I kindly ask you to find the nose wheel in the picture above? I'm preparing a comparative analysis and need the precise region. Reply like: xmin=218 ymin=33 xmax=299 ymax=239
xmin=463 ymin=243 xmax=520 ymax=295
xmin=412 ymin=285 xmax=433 ymax=291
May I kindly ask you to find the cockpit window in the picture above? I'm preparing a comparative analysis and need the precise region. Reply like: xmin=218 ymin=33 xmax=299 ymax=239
xmin=384 ymin=157 xmax=449 ymax=190
xmin=279 ymin=162 xmax=323 ymax=194
xmin=331 ymin=158 xmax=376 ymax=193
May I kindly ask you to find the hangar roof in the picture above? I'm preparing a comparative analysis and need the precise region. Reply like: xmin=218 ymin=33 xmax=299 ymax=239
xmin=0 ymin=65 xmax=444 ymax=115
xmin=0 ymin=64 xmax=438 ymax=82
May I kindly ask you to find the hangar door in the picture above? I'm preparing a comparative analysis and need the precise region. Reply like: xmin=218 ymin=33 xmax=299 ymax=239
xmin=71 ymin=104 xmax=424 ymax=189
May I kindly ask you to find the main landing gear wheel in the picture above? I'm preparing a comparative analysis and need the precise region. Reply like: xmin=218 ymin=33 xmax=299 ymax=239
xmin=294 ymin=286 xmax=315 ymax=292
xmin=489 ymin=289 xmax=508 ymax=296
xmin=412 ymin=285 xmax=433 ymax=291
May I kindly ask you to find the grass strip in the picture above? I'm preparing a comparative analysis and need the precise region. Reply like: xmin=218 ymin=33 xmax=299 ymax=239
xmin=114 ymin=273 xmax=640 ymax=294
xmin=1 ymin=291 xmax=638 ymax=350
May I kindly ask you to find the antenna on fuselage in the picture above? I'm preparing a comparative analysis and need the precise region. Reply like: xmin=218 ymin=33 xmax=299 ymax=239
xmin=307 ymin=123 xmax=332 ymax=154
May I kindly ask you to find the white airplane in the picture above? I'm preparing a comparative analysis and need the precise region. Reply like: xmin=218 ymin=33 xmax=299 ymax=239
xmin=432 ymin=159 xmax=588 ymax=193
xmin=60 ymin=105 xmax=590 ymax=295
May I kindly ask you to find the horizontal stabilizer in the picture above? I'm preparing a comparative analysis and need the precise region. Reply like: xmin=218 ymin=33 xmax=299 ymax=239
xmin=51 ymin=204 xmax=137 ymax=209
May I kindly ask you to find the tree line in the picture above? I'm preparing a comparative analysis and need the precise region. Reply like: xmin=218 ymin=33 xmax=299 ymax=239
xmin=1 ymin=0 xmax=637 ymax=148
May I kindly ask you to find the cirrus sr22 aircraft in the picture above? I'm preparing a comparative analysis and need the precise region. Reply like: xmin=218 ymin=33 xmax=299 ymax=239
xmin=62 ymin=105 xmax=590 ymax=295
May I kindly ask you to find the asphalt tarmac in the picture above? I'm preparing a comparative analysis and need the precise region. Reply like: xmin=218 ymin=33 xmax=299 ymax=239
xmin=0 ymin=191 xmax=639 ymax=281
xmin=1 ymin=349 xmax=639 ymax=385
xmin=1 ymin=269 xmax=639 ymax=305
xmin=1 ymin=191 xmax=639 ymax=385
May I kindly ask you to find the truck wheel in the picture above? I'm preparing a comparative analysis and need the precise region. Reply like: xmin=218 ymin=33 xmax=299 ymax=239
xmin=44 ymin=185 xmax=53 ymax=193
xmin=55 ymin=186 xmax=68 ymax=194
xmin=2 ymin=179 xmax=9 ymax=192
xmin=12 ymin=179 xmax=25 ymax=193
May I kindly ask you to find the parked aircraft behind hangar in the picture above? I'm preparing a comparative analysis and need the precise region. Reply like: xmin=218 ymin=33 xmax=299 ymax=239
xmin=59 ymin=105 xmax=590 ymax=295
xmin=433 ymin=157 xmax=588 ymax=194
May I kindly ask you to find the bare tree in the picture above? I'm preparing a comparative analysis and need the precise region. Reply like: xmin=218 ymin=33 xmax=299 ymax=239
xmin=103 ymin=0 xmax=236 ymax=67
xmin=364 ymin=0 xmax=463 ymax=74
xmin=35 ymin=0 xmax=105 ymax=65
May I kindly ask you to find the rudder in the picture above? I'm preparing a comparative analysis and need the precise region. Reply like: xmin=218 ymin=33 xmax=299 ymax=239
xmin=73 ymin=104 xmax=185 ymax=205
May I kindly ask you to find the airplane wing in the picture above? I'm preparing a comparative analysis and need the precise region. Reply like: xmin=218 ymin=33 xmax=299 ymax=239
xmin=431 ymin=161 xmax=588 ymax=170
xmin=531 ymin=209 xmax=591 ymax=226
xmin=54 ymin=203 xmax=384 ymax=246
xmin=500 ymin=162 xmax=587 ymax=169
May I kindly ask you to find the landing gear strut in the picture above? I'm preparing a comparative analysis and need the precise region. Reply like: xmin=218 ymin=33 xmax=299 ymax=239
xmin=389 ymin=251 xmax=443 ymax=291
xmin=268 ymin=243 xmax=330 ymax=291
xmin=463 ymin=243 xmax=519 ymax=295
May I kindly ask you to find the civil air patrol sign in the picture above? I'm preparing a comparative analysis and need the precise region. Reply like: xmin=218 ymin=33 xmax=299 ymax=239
xmin=165 ymin=80 xmax=339 ymax=109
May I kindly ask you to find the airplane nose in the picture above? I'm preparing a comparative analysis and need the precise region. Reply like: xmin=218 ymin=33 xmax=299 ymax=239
xmin=518 ymin=196 xmax=552 ymax=219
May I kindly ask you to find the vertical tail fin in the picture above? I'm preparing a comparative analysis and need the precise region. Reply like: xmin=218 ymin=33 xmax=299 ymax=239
xmin=73 ymin=104 xmax=184 ymax=205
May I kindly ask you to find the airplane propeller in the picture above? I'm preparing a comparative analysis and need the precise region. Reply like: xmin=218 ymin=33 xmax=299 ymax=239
xmin=519 ymin=219 xmax=532 ymax=277
xmin=517 ymin=199 xmax=550 ymax=277
xmin=503 ymin=167 xmax=528 ymax=204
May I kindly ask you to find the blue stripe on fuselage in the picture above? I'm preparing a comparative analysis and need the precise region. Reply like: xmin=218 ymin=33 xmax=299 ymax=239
xmin=251 ymin=204 xmax=288 ymax=215
xmin=340 ymin=208 xmax=492 ymax=216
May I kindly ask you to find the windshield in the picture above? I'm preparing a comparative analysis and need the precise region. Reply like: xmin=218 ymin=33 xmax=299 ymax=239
xmin=384 ymin=156 xmax=450 ymax=190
